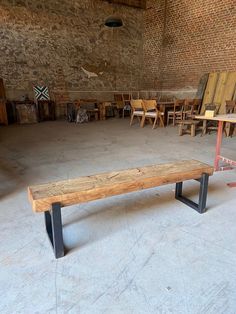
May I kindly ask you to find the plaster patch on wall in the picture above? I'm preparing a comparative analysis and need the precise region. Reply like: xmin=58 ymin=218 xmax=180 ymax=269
xmin=81 ymin=67 xmax=99 ymax=78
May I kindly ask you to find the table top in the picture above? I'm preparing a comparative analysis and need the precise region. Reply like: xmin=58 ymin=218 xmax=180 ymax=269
xmin=195 ymin=114 xmax=236 ymax=123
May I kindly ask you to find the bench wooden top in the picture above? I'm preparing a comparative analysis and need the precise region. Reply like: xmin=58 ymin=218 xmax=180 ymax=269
xmin=28 ymin=160 xmax=214 ymax=212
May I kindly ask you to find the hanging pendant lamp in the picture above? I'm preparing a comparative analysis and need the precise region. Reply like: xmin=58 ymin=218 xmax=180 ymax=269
xmin=105 ymin=16 xmax=123 ymax=27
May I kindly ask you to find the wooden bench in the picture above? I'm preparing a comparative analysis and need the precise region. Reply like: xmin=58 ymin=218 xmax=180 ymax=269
xmin=28 ymin=160 xmax=214 ymax=258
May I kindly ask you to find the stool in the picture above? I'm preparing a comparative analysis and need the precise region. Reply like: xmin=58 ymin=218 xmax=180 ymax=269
xmin=178 ymin=120 xmax=199 ymax=137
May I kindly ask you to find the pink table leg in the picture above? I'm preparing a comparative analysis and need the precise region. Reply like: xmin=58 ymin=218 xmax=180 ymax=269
xmin=214 ymin=121 xmax=223 ymax=171
xmin=227 ymin=182 xmax=236 ymax=188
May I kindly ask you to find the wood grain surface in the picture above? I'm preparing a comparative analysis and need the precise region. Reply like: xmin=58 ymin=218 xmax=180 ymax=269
xmin=28 ymin=160 xmax=214 ymax=212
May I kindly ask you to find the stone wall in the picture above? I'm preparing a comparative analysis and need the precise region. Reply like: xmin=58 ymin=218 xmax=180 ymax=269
xmin=143 ymin=0 xmax=236 ymax=95
xmin=0 ymin=0 xmax=143 ymax=100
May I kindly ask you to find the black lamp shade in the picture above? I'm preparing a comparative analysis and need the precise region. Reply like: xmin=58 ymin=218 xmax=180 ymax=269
xmin=105 ymin=17 xmax=123 ymax=28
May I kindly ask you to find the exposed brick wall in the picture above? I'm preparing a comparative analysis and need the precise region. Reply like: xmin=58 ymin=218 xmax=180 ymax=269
xmin=0 ymin=0 xmax=143 ymax=99
xmin=143 ymin=0 xmax=236 ymax=92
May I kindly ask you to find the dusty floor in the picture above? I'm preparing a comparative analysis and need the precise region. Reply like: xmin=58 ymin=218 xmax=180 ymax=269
xmin=0 ymin=119 xmax=236 ymax=314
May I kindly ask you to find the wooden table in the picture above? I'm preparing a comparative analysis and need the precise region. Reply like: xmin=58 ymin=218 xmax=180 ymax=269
xmin=157 ymin=101 xmax=174 ymax=111
xmin=157 ymin=101 xmax=174 ymax=125
xmin=195 ymin=114 xmax=236 ymax=186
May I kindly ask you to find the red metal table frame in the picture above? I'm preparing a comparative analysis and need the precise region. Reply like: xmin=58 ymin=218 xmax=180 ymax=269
xmin=195 ymin=114 xmax=236 ymax=187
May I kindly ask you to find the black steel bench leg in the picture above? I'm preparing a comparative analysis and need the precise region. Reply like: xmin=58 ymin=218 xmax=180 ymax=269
xmin=175 ymin=173 xmax=209 ymax=214
xmin=44 ymin=202 xmax=64 ymax=258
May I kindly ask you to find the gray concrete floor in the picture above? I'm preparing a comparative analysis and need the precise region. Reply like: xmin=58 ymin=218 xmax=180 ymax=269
xmin=0 ymin=119 xmax=236 ymax=314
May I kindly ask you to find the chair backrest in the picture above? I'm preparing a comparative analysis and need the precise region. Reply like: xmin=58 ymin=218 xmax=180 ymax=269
xmin=114 ymin=94 xmax=124 ymax=109
xmin=130 ymin=99 xmax=143 ymax=111
xmin=225 ymin=100 xmax=236 ymax=114
xmin=184 ymin=98 xmax=202 ymax=115
xmin=122 ymin=93 xmax=131 ymax=101
xmin=184 ymin=99 xmax=194 ymax=111
xmin=122 ymin=93 xmax=131 ymax=108
xmin=204 ymin=103 xmax=221 ymax=114
xmin=142 ymin=100 xmax=157 ymax=112
xmin=193 ymin=98 xmax=202 ymax=114
xmin=114 ymin=94 xmax=123 ymax=101
xmin=174 ymin=99 xmax=184 ymax=112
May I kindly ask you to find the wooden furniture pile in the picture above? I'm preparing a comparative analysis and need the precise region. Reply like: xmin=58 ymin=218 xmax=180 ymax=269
xmin=178 ymin=101 xmax=236 ymax=137
xmin=28 ymin=160 xmax=214 ymax=258
xmin=130 ymin=98 xmax=203 ymax=130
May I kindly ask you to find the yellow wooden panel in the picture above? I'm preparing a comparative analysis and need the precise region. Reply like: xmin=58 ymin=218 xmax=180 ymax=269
xmin=201 ymin=72 xmax=219 ymax=114
xmin=213 ymin=71 xmax=228 ymax=110
xmin=219 ymin=71 xmax=236 ymax=114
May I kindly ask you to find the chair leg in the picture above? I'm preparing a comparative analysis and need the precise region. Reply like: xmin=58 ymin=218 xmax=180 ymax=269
xmin=191 ymin=124 xmax=196 ymax=137
xmin=201 ymin=120 xmax=207 ymax=136
xmin=167 ymin=114 xmax=170 ymax=126
xmin=148 ymin=118 xmax=153 ymax=126
xmin=179 ymin=123 xmax=183 ymax=136
xmin=173 ymin=115 xmax=175 ymax=126
xmin=153 ymin=116 xmax=158 ymax=129
xmin=159 ymin=115 xmax=165 ymax=127
xmin=232 ymin=124 xmax=236 ymax=137
xmin=130 ymin=114 xmax=134 ymax=126
xmin=141 ymin=115 xmax=146 ymax=127
xmin=225 ymin=122 xmax=230 ymax=137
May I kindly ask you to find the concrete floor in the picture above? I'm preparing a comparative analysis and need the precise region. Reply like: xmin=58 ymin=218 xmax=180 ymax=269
xmin=0 ymin=119 xmax=236 ymax=314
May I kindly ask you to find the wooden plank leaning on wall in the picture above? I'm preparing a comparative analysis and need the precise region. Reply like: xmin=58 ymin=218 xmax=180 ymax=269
xmin=0 ymin=78 xmax=8 ymax=125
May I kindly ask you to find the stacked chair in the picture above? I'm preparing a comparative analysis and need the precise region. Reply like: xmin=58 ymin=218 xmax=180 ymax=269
xmin=167 ymin=99 xmax=185 ymax=126
xmin=130 ymin=99 xmax=164 ymax=129
xmin=114 ymin=93 xmax=131 ymax=118
xmin=175 ymin=98 xmax=202 ymax=136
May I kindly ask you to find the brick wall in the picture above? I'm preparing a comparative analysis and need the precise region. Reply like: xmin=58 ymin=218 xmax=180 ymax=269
xmin=143 ymin=0 xmax=236 ymax=93
xmin=0 ymin=0 xmax=143 ymax=100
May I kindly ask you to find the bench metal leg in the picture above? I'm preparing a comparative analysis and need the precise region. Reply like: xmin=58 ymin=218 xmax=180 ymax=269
xmin=44 ymin=203 xmax=64 ymax=258
xmin=175 ymin=173 xmax=209 ymax=214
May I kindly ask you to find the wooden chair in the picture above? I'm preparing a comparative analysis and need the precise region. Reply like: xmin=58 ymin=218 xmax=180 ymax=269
xmin=141 ymin=100 xmax=164 ymax=129
xmin=167 ymin=99 xmax=184 ymax=126
xmin=122 ymin=93 xmax=131 ymax=118
xmin=178 ymin=99 xmax=202 ymax=136
xmin=201 ymin=103 xmax=221 ymax=135
xmin=130 ymin=99 xmax=144 ymax=126
xmin=192 ymin=99 xmax=202 ymax=116
xmin=182 ymin=99 xmax=194 ymax=120
xmin=224 ymin=100 xmax=236 ymax=137
xmin=183 ymin=98 xmax=202 ymax=120
xmin=114 ymin=94 xmax=124 ymax=118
